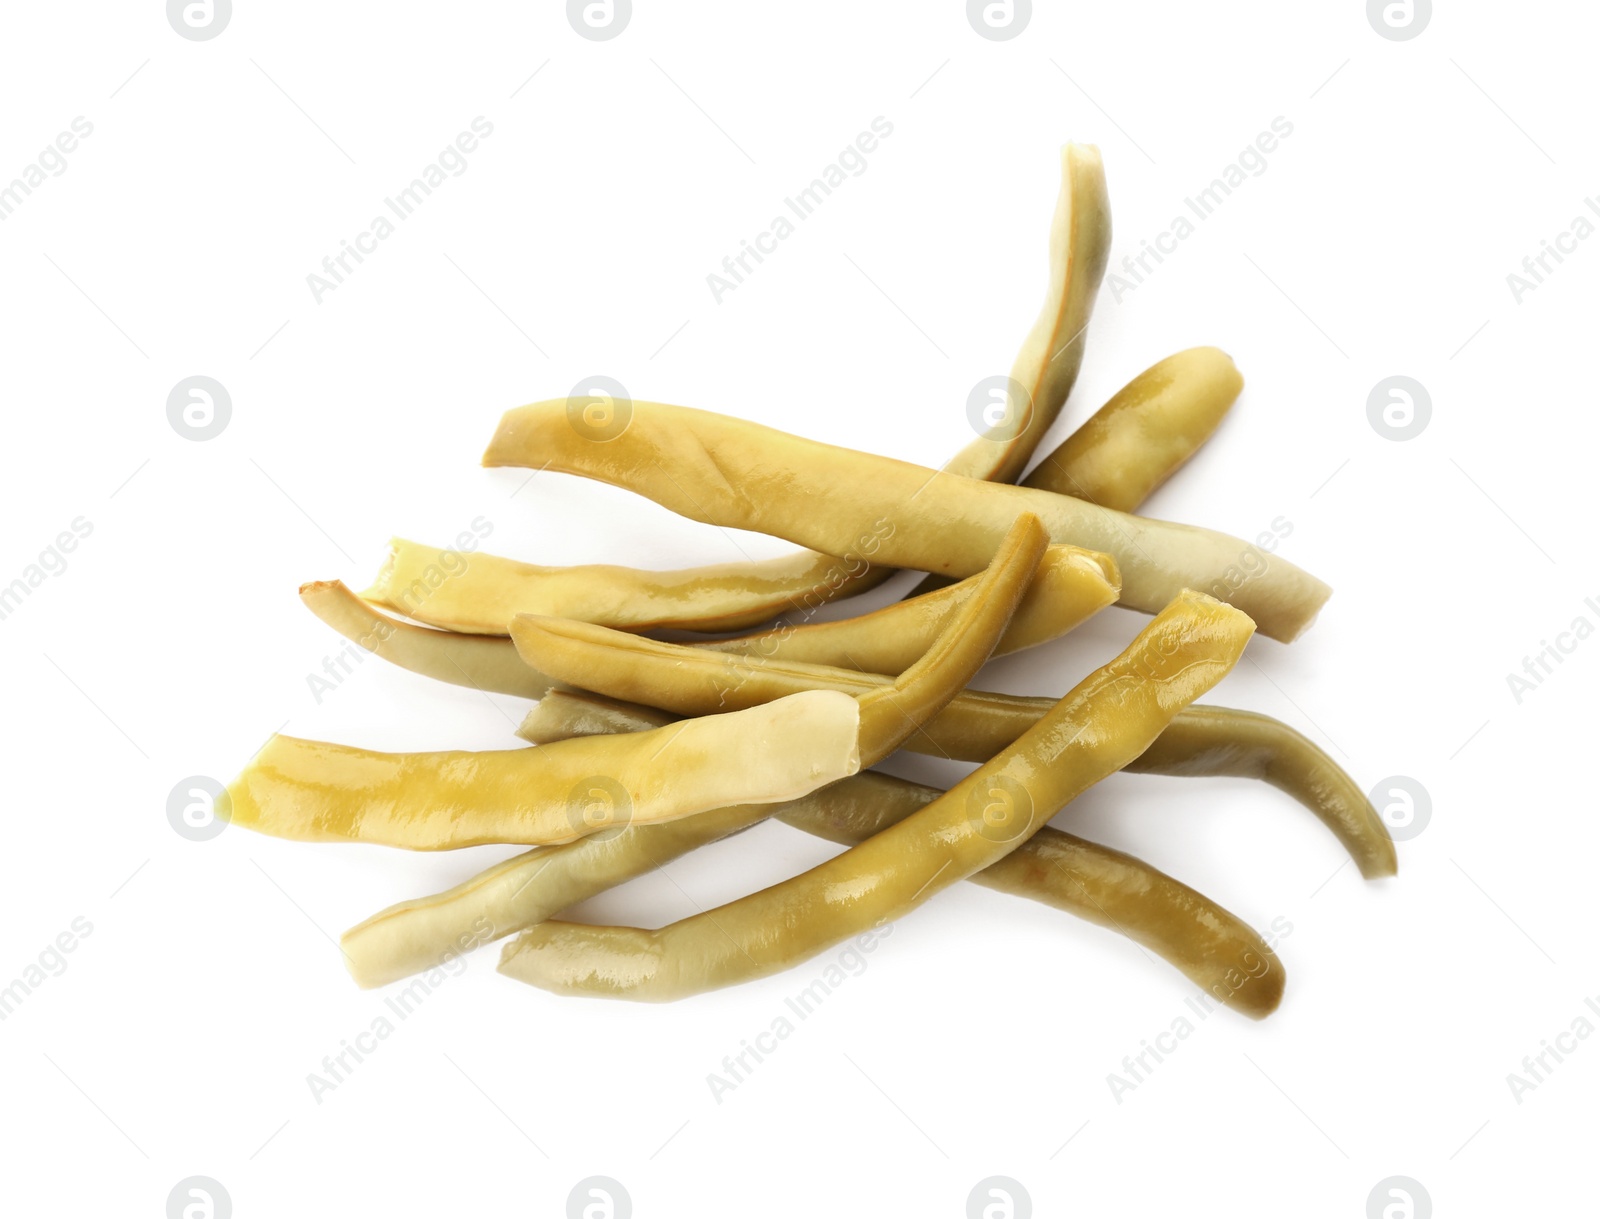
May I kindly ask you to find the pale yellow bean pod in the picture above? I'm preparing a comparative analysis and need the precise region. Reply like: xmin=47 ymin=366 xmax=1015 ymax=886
xmin=225 ymin=690 xmax=861 ymax=850
xmin=485 ymin=400 xmax=1330 ymax=642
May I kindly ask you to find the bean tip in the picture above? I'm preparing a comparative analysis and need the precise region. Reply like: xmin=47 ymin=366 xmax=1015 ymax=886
xmin=1230 ymin=960 xmax=1287 ymax=1021
xmin=1361 ymin=841 xmax=1400 ymax=881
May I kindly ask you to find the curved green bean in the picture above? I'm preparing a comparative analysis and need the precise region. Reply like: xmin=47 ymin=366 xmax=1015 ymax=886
xmin=367 ymin=145 xmax=1110 ymax=636
xmin=697 ymin=543 xmax=1118 ymax=673
xmin=340 ymin=516 xmax=1048 ymax=985
xmin=509 ymin=627 xmax=1395 ymax=879
xmin=226 ymin=689 xmax=861 ymax=850
xmin=944 ymin=142 xmax=1112 ymax=481
xmin=785 ymin=771 xmax=1285 ymax=1019
xmin=484 ymin=400 xmax=1330 ymax=642
xmin=519 ymin=692 xmax=1292 ymax=1016
xmin=323 ymin=543 xmax=1114 ymax=696
xmin=299 ymin=580 xmax=552 ymax=698
xmin=1022 ymin=346 xmax=1243 ymax=509
xmin=497 ymin=591 xmax=1256 ymax=1000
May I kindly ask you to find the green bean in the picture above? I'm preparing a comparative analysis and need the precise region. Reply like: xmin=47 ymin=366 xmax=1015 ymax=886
xmin=517 ymin=691 xmax=1292 ymax=1016
xmin=848 ymin=516 xmax=1047 ymax=761
xmin=225 ymin=689 xmax=862 ymax=850
xmin=698 ymin=543 xmax=1117 ymax=673
xmin=365 ymin=145 xmax=1111 ymax=637
xmin=299 ymin=580 xmax=552 ymax=698
xmin=509 ymin=620 xmax=1394 ymax=878
xmin=944 ymin=142 xmax=1112 ymax=481
xmin=781 ymin=773 xmax=1284 ymax=1019
xmin=518 ymin=690 xmax=679 ymax=742
xmin=483 ymin=399 xmax=1330 ymax=642
xmin=904 ymin=345 xmax=1242 ymax=602
xmin=324 ymin=542 xmax=1114 ymax=695
xmin=372 ymin=344 xmax=1232 ymax=640
xmin=497 ymin=590 xmax=1256 ymax=1000
xmin=339 ymin=516 xmax=1048 ymax=985
xmin=364 ymin=537 xmax=874 ymax=634
xmin=1022 ymin=346 xmax=1243 ymax=509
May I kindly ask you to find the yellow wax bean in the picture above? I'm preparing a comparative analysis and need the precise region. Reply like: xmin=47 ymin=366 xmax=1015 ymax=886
xmin=366 ymin=145 xmax=1111 ymax=636
xmin=484 ymin=400 xmax=1330 ymax=642
xmin=225 ymin=690 xmax=861 ymax=850
xmin=944 ymin=142 xmax=1111 ymax=482
xmin=339 ymin=517 xmax=1048 ymax=985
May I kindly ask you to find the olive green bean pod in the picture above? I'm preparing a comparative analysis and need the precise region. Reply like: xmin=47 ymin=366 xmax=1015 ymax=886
xmin=341 ymin=784 xmax=854 ymax=989
xmin=299 ymin=580 xmax=553 ymax=698
xmin=1022 ymin=346 xmax=1243 ymax=509
xmin=497 ymin=591 xmax=1255 ymax=1000
xmin=784 ymin=772 xmax=1284 ymax=1019
xmin=339 ymin=517 xmax=1048 ymax=985
xmin=517 ymin=692 xmax=1290 ymax=1016
xmin=509 ymin=621 xmax=1394 ymax=878
xmin=365 ymin=538 xmax=878 ymax=635
xmin=518 ymin=690 xmax=678 ymax=742
xmin=699 ymin=543 xmax=1118 ymax=673
xmin=849 ymin=516 xmax=1048 ymax=760
xmin=225 ymin=689 xmax=861 ymax=850
xmin=484 ymin=400 xmax=1330 ymax=642
xmin=345 ymin=543 xmax=1114 ymax=687
xmin=943 ymin=142 xmax=1111 ymax=481
xmin=383 ymin=343 xmax=1228 ymax=639
xmin=1129 ymin=706 xmax=1395 ymax=876
xmin=901 ymin=344 xmax=1242 ymax=601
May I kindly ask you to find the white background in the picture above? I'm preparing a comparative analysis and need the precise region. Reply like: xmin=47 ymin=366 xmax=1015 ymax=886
xmin=1 ymin=2 xmax=1593 ymax=1216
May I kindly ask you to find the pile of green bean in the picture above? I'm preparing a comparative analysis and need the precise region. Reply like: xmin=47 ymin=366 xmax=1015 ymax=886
xmin=229 ymin=143 xmax=1394 ymax=1019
